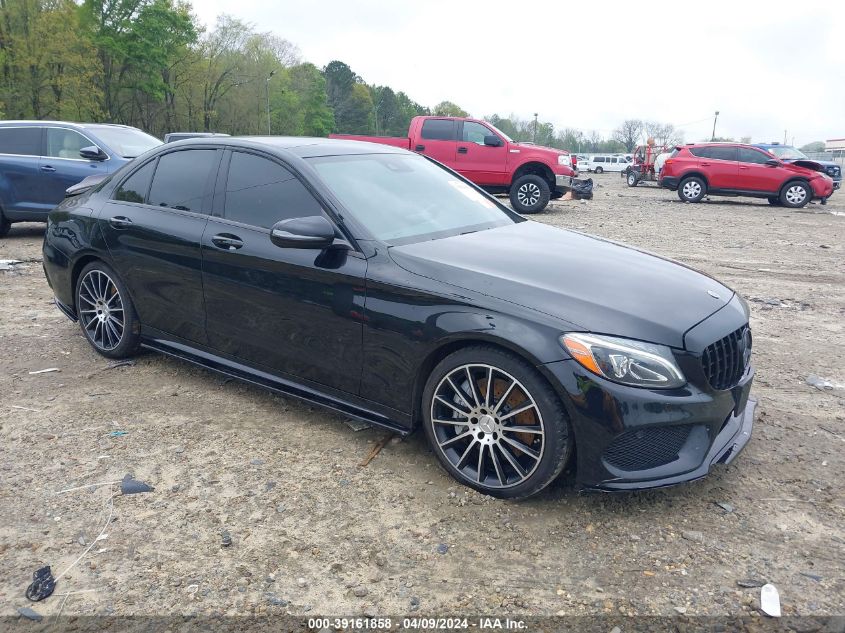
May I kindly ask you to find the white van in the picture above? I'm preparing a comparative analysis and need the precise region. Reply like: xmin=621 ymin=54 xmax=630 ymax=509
xmin=580 ymin=155 xmax=630 ymax=173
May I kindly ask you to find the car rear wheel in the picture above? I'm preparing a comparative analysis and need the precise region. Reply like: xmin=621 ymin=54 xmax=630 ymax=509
xmin=678 ymin=176 xmax=706 ymax=203
xmin=509 ymin=174 xmax=550 ymax=214
xmin=75 ymin=262 xmax=140 ymax=359
xmin=422 ymin=346 xmax=572 ymax=499
xmin=780 ymin=181 xmax=811 ymax=208
xmin=627 ymin=171 xmax=639 ymax=187
xmin=594 ymin=166 xmax=604 ymax=174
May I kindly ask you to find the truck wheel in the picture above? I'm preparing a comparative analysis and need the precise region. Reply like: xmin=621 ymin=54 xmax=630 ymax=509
xmin=677 ymin=176 xmax=706 ymax=203
xmin=626 ymin=172 xmax=639 ymax=187
xmin=779 ymin=181 xmax=811 ymax=208
xmin=594 ymin=166 xmax=604 ymax=174
xmin=0 ymin=211 xmax=10 ymax=238
xmin=510 ymin=175 xmax=550 ymax=214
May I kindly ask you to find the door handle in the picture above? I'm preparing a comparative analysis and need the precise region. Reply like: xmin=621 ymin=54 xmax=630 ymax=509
xmin=457 ymin=147 xmax=468 ymax=154
xmin=40 ymin=165 xmax=56 ymax=172
xmin=211 ymin=233 xmax=243 ymax=250
xmin=739 ymin=166 xmax=750 ymax=170
xmin=700 ymin=162 xmax=711 ymax=166
xmin=414 ymin=144 xmax=425 ymax=152
xmin=108 ymin=216 xmax=133 ymax=229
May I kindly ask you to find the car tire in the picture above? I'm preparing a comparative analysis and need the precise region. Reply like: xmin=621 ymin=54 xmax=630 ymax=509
xmin=779 ymin=181 xmax=811 ymax=208
xmin=0 ymin=210 xmax=10 ymax=238
xmin=594 ymin=166 xmax=604 ymax=174
xmin=509 ymin=174 xmax=550 ymax=214
xmin=626 ymin=172 xmax=639 ymax=187
xmin=677 ymin=176 xmax=706 ymax=203
xmin=422 ymin=345 xmax=573 ymax=499
xmin=767 ymin=197 xmax=781 ymax=206
xmin=75 ymin=261 xmax=141 ymax=359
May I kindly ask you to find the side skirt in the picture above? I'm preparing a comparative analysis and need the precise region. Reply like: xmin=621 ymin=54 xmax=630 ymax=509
xmin=141 ymin=330 xmax=412 ymax=436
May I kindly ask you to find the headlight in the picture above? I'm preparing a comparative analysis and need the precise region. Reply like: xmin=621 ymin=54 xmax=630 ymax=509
xmin=560 ymin=333 xmax=686 ymax=389
xmin=558 ymin=155 xmax=571 ymax=166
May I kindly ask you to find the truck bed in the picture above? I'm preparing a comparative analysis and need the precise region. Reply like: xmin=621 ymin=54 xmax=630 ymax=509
xmin=328 ymin=134 xmax=411 ymax=149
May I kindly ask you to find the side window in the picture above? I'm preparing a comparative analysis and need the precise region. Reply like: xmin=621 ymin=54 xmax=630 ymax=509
xmin=224 ymin=152 xmax=323 ymax=229
xmin=462 ymin=122 xmax=493 ymax=144
xmin=689 ymin=147 xmax=712 ymax=159
xmin=595 ymin=156 xmax=605 ymax=163
xmin=421 ymin=119 xmax=456 ymax=141
xmin=114 ymin=160 xmax=156 ymax=203
xmin=737 ymin=148 xmax=770 ymax=164
xmin=0 ymin=127 xmax=41 ymax=156
xmin=709 ymin=146 xmax=737 ymax=161
xmin=46 ymin=128 xmax=91 ymax=159
xmin=148 ymin=150 xmax=217 ymax=213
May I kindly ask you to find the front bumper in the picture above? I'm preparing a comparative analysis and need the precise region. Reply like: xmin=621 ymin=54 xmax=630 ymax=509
xmin=543 ymin=357 xmax=755 ymax=491
xmin=555 ymin=174 xmax=574 ymax=191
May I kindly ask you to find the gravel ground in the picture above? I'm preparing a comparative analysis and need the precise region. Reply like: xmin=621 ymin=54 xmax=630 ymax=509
xmin=1 ymin=174 xmax=843 ymax=622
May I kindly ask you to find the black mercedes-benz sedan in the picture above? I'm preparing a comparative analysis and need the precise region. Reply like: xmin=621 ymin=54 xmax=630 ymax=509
xmin=42 ymin=137 xmax=755 ymax=498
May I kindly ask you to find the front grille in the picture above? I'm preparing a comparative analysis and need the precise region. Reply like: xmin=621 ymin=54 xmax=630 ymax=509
xmin=603 ymin=425 xmax=692 ymax=471
xmin=701 ymin=325 xmax=751 ymax=391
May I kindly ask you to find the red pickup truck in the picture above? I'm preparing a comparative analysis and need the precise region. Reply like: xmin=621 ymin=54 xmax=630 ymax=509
xmin=330 ymin=116 xmax=576 ymax=214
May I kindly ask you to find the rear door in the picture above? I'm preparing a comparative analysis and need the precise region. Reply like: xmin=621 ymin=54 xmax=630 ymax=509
xmin=691 ymin=146 xmax=738 ymax=189
xmin=416 ymin=119 xmax=458 ymax=166
xmin=454 ymin=121 xmax=508 ymax=185
xmin=737 ymin=147 xmax=782 ymax=193
xmin=201 ymin=149 xmax=366 ymax=394
xmin=0 ymin=126 xmax=44 ymax=215
xmin=40 ymin=127 xmax=110 ymax=207
xmin=99 ymin=147 xmax=220 ymax=344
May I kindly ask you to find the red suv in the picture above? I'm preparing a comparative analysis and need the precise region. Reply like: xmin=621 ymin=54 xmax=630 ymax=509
xmin=659 ymin=143 xmax=834 ymax=208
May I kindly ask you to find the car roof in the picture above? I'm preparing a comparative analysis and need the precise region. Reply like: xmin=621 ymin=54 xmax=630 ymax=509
xmin=0 ymin=120 xmax=138 ymax=131
xmin=172 ymin=136 xmax=410 ymax=158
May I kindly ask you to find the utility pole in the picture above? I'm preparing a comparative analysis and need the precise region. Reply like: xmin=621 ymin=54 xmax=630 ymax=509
xmin=533 ymin=113 xmax=539 ymax=143
xmin=711 ymin=111 xmax=719 ymax=141
xmin=266 ymin=70 xmax=276 ymax=135
xmin=783 ymin=129 xmax=787 ymax=145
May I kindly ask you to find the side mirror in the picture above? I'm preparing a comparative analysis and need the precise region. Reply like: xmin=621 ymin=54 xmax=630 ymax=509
xmin=270 ymin=216 xmax=345 ymax=250
xmin=765 ymin=158 xmax=780 ymax=167
xmin=80 ymin=145 xmax=107 ymax=161
xmin=483 ymin=135 xmax=503 ymax=147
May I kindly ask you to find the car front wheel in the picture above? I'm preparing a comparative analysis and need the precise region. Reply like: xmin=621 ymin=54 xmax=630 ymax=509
xmin=678 ymin=176 xmax=706 ymax=203
xmin=780 ymin=181 xmax=811 ymax=208
xmin=75 ymin=262 xmax=141 ymax=359
xmin=509 ymin=175 xmax=550 ymax=214
xmin=594 ymin=166 xmax=604 ymax=174
xmin=422 ymin=346 xmax=572 ymax=499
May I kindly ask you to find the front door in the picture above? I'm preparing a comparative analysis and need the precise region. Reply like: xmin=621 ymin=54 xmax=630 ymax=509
xmin=737 ymin=147 xmax=784 ymax=193
xmin=40 ymin=127 xmax=111 ymax=207
xmin=99 ymin=148 xmax=220 ymax=344
xmin=454 ymin=121 xmax=508 ymax=185
xmin=201 ymin=150 xmax=366 ymax=394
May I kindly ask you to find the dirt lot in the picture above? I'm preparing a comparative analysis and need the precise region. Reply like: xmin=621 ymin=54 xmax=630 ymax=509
xmin=1 ymin=174 xmax=844 ymax=622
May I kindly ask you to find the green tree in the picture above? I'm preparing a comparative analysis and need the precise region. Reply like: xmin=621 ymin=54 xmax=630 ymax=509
xmin=800 ymin=141 xmax=825 ymax=153
xmin=432 ymin=100 xmax=468 ymax=117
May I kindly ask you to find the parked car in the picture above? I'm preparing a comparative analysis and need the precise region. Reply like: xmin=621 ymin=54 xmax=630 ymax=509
xmin=659 ymin=142 xmax=834 ymax=207
xmin=43 ymin=136 xmax=756 ymax=498
xmin=164 ymin=132 xmax=230 ymax=143
xmin=579 ymin=155 xmax=630 ymax=173
xmin=753 ymin=143 xmax=841 ymax=192
xmin=330 ymin=116 xmax=575 ymax=214
xmin=0 ymin=120 xmax=162 ymax=237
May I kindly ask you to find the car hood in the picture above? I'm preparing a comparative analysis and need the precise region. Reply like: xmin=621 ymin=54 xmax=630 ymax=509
xmin=389 ymin=221 xmax=733 ymax=349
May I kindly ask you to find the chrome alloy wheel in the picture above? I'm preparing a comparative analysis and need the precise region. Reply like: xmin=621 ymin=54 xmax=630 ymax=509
xmin=784 ymin=184 xmax=807 ymax=205
xmin=516 ymin=182 xmax=541 ymax=207
xmin=429 ymin=364 xmax=545 ymax=489
xmin=78 ymin=269 xmax=125 ymax=351
xmin=682 ymin=180 xmax=702 ymax=199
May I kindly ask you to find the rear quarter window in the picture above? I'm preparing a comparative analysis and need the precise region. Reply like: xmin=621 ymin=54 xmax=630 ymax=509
xmin=421 ymin=119 xmax=457 ymax=141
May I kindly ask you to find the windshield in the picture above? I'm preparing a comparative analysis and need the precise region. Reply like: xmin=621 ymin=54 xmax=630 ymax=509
xmin=86 ymin=126 xmax=162 ymax=158
xmin=765 ymin=146 xmax=807 ymax=160
xmin=308 ymin=153 xmax=517 ymax=244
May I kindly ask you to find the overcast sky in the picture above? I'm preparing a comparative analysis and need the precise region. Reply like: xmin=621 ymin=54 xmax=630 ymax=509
xmin=192 ymin=0 xmax=845 ymax=147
